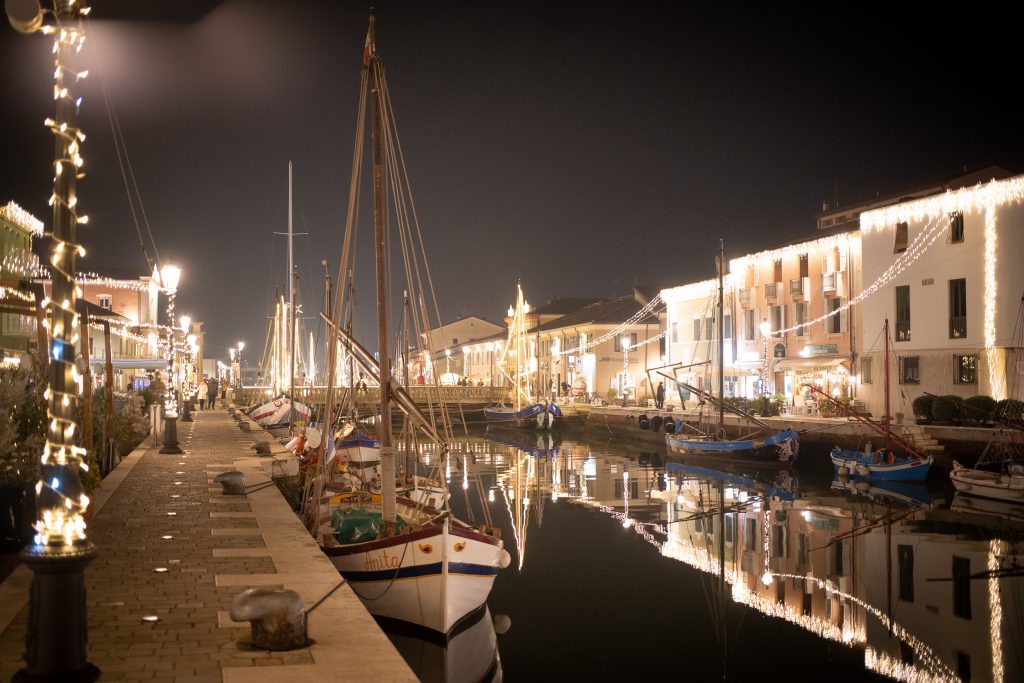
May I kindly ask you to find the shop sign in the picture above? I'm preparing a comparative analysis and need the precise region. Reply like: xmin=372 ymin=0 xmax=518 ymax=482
xmin=773 ymin=343 xmax=786 ymax=358
xmin=804 ymin=343 xmax=838 ymax=356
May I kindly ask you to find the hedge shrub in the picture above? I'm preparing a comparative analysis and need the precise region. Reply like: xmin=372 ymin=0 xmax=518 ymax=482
xmin=912 ymin=395 xmax=934 ymax=420
xmin=963 ymin=395 xmax=997 ymax=422
xmin=931 ymin=395 xmax=960 ymax=423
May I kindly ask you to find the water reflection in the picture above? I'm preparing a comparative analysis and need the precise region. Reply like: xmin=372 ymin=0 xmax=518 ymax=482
xmin=384 ymin=606 xmax=505 ymax=683
xmin=469 ymin=433 xmax=1023 ymax=682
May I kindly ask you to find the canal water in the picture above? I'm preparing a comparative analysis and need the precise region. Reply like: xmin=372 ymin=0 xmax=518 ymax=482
xmin=385 ymin=430 xmax=1024 ymax=682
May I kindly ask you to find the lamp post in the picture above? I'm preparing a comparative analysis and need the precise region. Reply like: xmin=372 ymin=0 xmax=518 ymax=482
xmin=179 ymin=316 xmax=194 ymax=422
xmin=159 ymin=264 xmax=183 ymax=454
xmin=7 ymin=0 xmax=100 ymax=679
xmin=237 ymin=341 xmax=245 ymax=388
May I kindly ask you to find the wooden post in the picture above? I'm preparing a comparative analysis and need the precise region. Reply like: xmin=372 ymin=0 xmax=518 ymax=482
xmin=80 ymin=305 xmax=93 ymax=455
xmin=103 ymin=321 xmax=115 ymax=463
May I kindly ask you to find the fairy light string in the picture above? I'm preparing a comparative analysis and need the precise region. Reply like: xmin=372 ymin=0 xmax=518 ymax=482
xmin=34 ymin=2 xmax=93 ymax=548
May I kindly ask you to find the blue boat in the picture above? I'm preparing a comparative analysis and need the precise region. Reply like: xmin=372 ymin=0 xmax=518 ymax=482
xmin=830 ymin=446 xmax=933 ymax=481
xmin=483 ymin=402 xmax=559 ymax=429
xmin=666 ymin=428 xmax=801 ymax=467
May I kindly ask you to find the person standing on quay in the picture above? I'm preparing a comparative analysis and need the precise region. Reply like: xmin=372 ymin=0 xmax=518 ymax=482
xmin=656 ymin=381 xmax=665 ymax=409
xmin=197 ymin=378 xmax=208 ymax=409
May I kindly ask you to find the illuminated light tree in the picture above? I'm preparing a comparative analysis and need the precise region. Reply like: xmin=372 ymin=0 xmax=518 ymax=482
xmin=5 ymin=0 xmax=101 ymax=679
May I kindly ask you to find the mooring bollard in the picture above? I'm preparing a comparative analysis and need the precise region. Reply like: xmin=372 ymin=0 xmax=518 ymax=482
xmin=229 ymin=588 xmax=307 ymax=651
xmin=238 ymin=421 xmax=251 ymax=432
xmin=213 ymin=470 xmax=246 ymax=495
xmin=251 ymin=442 xmax=271 ymax=456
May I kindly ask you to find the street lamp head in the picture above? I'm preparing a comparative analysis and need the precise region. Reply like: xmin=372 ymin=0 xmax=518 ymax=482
xmin=179 ymin=315 xmax=191 ymax=332
xmin=237 ymin=341 xmax=245 ymax=352
xmin=445 ymin=348 xmax=452 ymax=357
xmin=462 ymin=346 xmax=471 ymax=355
xmin=621 ymin=336 xmax=631 ymax=350
xmin=4 ymin=0 xmax=43 ymax=33
xmin=160 ymin=264 xmax=181 ymax=292
xmin=759 ymin=319 xmax=771 ymax=336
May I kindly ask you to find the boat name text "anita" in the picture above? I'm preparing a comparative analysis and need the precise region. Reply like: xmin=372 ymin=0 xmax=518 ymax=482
xmin=364 ymin=550 xmax=401 ymax=571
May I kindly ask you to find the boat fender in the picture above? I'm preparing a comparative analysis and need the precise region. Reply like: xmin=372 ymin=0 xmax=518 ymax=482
xmin=493 ymin=613 xmax=512 ymax=635
xmin=886 ymin=451 xmax=895 ymax=465
xmin=498 ymin=548 xmax=512 ymax=569
xmin=855 ymin=464 xmax=871 ymax=477
xmin=638 ymin=415 xmax=649 ymax=430
xmin=651 ymin=415 xmax=663 ymax=432
xmin=837 ymin=465 xmax=850 ymax=477
xmin=664 ymin=418 xmax=675 ymax=434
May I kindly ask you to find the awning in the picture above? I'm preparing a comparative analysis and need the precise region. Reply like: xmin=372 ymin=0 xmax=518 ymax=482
xmin=772 ymin=356 xmax=849 ymax=373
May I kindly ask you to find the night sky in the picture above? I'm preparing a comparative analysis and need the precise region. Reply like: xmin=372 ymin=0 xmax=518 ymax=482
xmin=2 ymin=1 xmax=1021 ymax=364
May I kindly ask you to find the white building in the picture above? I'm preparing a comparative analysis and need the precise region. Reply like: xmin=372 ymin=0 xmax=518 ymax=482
xmin=857 ymin=175 xmax=1024 ymax=415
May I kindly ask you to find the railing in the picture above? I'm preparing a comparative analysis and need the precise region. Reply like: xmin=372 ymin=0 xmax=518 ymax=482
xmin=237 ymin=384 xmax=511 ymax=408
xmin=822 ymin=272 xmax=837 ymax=292
xmin=765 ymin=282 xmax=780 ymax=300
xmin=949 ymin=316 xmax=966 ymax=339
xmin=738 ymin=287 xmax=754 ymax=307
xmin=789 ymin=277 xmax=808 ymax=299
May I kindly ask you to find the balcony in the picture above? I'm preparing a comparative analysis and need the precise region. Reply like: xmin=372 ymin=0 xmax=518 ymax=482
xmin=822 ymin=272 xmax=837 ymax=293
xmin=789 ymin=277 xmax=809 ymax=301
xmin=738 ymin=287 xmax=755 ymax=308
xmin=949 ymin=316 xmax=967 ymax=339
xmin=765 ymin=282 xmax=781 ymax=302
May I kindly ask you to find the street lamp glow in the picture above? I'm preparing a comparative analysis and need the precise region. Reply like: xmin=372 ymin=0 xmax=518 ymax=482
xmin=179 ymin=315 xmax=191 ymax=332
xmin=238 ymin=341 xmax=245 ymax=352
xmin=621 ymin=336 xmax=631 ymax=350
xmin=759 ymin=319 xmax=771 ymax=336
xmin=445 ymin=348 xmax=452 ymax=357
xmin=160 ymin=264 xmax=181 ymax=292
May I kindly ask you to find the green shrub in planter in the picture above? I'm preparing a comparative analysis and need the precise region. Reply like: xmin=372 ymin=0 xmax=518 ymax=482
xmin=931 ymin=395 xmax=959 ymax=423
xmin=963 ymin=395 xmax=997 ymax=422
xmin=912 ymin=395 xmax=934 ymax=421
xmin=995 ymin=398 xmax=1024 ymax=425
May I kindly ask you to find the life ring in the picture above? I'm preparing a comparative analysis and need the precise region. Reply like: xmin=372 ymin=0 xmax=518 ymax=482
xmin=651 ymin=415 xmax=663 ymax=432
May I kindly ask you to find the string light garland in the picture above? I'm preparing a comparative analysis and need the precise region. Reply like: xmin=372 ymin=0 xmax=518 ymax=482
xmin=551 ymin=293 xmax=666 ymax=358
xmin=0 ymin=201 xmax=45 ymax=236
xmin=32 ymin=1 xmax=94 ymax=549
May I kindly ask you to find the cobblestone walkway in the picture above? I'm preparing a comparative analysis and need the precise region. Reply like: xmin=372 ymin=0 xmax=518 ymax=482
xmin=0 ymin=408 xmax=415 ymax=683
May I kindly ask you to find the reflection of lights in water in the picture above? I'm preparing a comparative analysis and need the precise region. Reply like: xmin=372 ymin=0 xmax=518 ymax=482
xmin=989 ymin=539 xmax=1004 ymax=683
xmin=488 ymin=489 xmax=495 ymax=503
xmin=761 ymin=572 xmax=773 ymax=586
xmin=801 ymin=510 xmax=813 ymax=522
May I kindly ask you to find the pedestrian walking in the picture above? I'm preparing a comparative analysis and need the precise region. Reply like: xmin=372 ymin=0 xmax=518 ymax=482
xmin=197 ymin=379 xmax=208 ymax=410
xmin=208 ymin=377 xmax=220 ymax=408
xmin=656 ymin=381 xmax=665 ymax=409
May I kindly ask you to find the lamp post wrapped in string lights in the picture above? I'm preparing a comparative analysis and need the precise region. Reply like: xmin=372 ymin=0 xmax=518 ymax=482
xmin=158 ymin=264 xmax=183 ymax=453
xmin=5 ymin=0 xmax=100 ymax=679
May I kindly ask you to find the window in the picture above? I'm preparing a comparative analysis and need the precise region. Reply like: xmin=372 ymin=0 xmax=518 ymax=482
xmin=829 ymin=540 xmax=845 ymax=576
xmin=793 ymin=302 xmax=807 ymax=335
xmin=772 ymin=259 xmax=782 ymax=282
xmin=894 ymin=222 xmax=909 ymax=253
xmin=614 ymin=478 xmax=639 ymax=499
xmin=954 ymin=354 xmax=977 ymax=384
xmin=949 ymin=211 xmax=964 ymax=243
xmin=899 ymin=356 xmax=920 ymax=384
xmin=952 ymin=556 xmax=972 ymax=619
xmin=98 ymin=295 xmax=112 ymax=310
xmin=745 ymin=518 xmax=757 ymax=551
xmin=705 ymin=317 xmax=713 ymax=341
xmin=723 ymin=313 xmax=732 ymax=339
xmin=895 ymin=285 xmax=911 ymax=341
xmin=771 ymin=306 xmax=784 ymax=338
xmin=861 ymin=357 xmax=873 ymax=384
xmin=898 ymin=545 xmax=914 ymax=602
xmin=949 ymin=278 xmax=967 ymax=338
xmin=614 ymin=333 xmax=638 ymax=352
xmin=956 ymin=652 xmax=971 ymax=682
xmin=670 ymin=321 xmax=678 ymax=343
xmin=799 ymin=253 xmax=809 ymax=278
xmin=451 ymin=337 xmax=459 ymax=346
xmin=693 ymin=318 xmax=701 ymax=341
xmin=744 ymin=309 xmax=756 ymax=341
xmin=827 ymin=297 xmax=842 ymax=334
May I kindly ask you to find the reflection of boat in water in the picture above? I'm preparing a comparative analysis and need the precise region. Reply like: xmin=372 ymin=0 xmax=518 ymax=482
xmin=484 ymin=429 xmax=560 ymax=458
xmin=951 ymin=491 xmax=1024 ymax=522
xmin=951 ymin=461 xmax=1024 ymax=503
xmin=384 ymin=605 xmax=507 ymax=683
xmin=665 ymin=462 xmax=798 ymax=501
xmin=830 ymin=476 xmax=932 ymax=508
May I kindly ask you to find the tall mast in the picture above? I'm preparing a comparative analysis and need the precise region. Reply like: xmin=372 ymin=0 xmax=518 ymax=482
xmin=368 ymin=15 xmax=396 ymax=530
xmin=717 ymin=239 xmax=725 ymax=432
xmin=288 ymin=162 xmax=296 ymax=432
xmin=884 ymin=317 xmax=891 ymax=452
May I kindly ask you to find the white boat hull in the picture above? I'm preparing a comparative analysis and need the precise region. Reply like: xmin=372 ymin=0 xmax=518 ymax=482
xmin=950 ymin=465 xmax=1024 ymax=503
xmin=323 ymin=518 xmax=510 ymax=635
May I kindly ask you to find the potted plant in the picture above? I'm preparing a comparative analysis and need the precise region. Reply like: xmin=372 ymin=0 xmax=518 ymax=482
xmin=1 ymin=364 xmax=46 ymax=550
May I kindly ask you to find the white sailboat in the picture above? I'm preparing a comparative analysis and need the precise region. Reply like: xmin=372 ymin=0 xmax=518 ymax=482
xmin=314 ymin=15 xmax=509 ymax=637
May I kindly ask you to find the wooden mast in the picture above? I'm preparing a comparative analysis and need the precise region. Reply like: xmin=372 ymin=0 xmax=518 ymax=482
xmin=367 ymin=14 xmax=396 ymax=531
xmin=884 ymin=317 xmax=891 ymax=453
xmin=717 ymin=239 xmax=725 ymax=434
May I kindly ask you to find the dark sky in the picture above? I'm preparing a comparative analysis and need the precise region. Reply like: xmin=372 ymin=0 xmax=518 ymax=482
xmin=2 ymin=1 xmax=1021 ymax=363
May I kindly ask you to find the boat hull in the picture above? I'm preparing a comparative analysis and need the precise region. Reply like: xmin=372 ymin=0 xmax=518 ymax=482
xmin=665 ymin=429 xmax=800 ymax=467
xmin=950 ymin=466 xmax=1024 ymax=503
xmin=250 ymin=397 xmax=312 ymax=428
xmin=830 ymin=448 xmax=933 ymax=481
xmin=484 ymin=403 xmax=559 ymax=430
xmin=323 ymin=519 xmax=509 ymax=636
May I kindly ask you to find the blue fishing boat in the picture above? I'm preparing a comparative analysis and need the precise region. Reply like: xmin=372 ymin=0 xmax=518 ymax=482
xmin=830 ymin=446 xmax=933 ymax=481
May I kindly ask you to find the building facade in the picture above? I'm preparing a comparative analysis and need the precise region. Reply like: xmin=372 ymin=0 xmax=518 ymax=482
xmin=0 ymin=201 xmax=44 ymax=359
